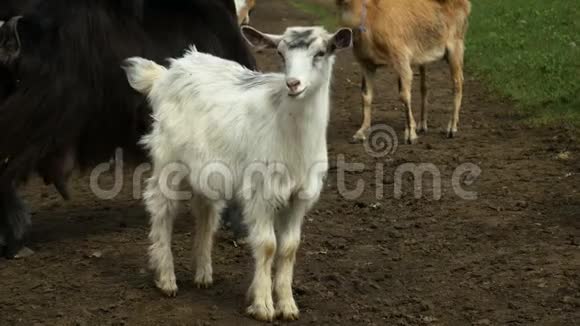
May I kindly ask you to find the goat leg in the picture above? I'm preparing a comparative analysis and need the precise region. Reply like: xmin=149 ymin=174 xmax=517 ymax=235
xmin=418 ymin=65 xmax=429 ymax=133
xmin=351 ymin=64 xmax=377 ymax=143
xmin=0 ymin=185 xmax=32 ymax=258
xmin=39 ymin=147 xmax=76 ymax=200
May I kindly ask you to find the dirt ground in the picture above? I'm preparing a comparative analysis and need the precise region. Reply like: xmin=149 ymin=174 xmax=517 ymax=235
xmin=1 ymin=1 xmax=579 ymax=325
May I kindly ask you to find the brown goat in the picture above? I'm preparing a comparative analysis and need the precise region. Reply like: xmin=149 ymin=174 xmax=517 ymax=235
xmin=336 ymin=0 xmax=471 ymax=144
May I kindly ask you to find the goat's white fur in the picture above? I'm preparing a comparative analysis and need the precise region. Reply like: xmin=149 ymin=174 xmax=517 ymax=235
xmin=123 ymin=26 xmax=351 ymax=321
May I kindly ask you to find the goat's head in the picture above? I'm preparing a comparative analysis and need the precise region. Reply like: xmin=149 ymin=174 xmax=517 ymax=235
xmin=235 ymin=0 xmax=256 ymax=25
xmin=241 ymin=26 xmax=352 ymax=98
xmin=0 ymin=16 xmax=22 ymax=102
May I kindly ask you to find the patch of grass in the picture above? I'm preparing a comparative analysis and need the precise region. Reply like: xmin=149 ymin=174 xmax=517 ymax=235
xmin=466 ymin=0 xmax=580 ymax=126
xmin=290 ymin=0 xmax=337 ymax=29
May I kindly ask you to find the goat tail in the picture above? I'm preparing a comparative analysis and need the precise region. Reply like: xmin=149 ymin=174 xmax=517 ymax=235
xmin=122 ymin=57 xmax=167 ymax=95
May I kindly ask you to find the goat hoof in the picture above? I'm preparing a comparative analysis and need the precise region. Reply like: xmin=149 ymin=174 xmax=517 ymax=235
xmin=276 ymin=300 xmax=300 ymax=321
xmin=1 ymin=242 xmax=28 ymax=259
xmin=0 ymin=246 xmax=33 ymax=259
xmin=14 ymin=247 xmax=35 ymax=259
xmin=418 ymin=126 xmax=428 ymax=134
xmin=404 ymin=129 xmax=418 ymax=145
xmin=194 ymin=277 xmax=213 ymax=289
xmin=155 ymin=278 xmax=178 ymax=297
xmin=247 ymin=301 xmax=275 ymax=322
xmin=195 ymin=283 xmax=211 ymax=289
xmin=349 ymin=136 xmax=364 ymax=144
xmin=405 ymin=135 xmax=418 ymax=145
xmin=194 ymin=265 xmax=213 ymax=288
xmin=350 ymin=130 xmax=367 ymax=144
xmin=447 ymin=129 xmax=457 ymax=138
xmin=159 ymin=287 xmax=178 ymax=297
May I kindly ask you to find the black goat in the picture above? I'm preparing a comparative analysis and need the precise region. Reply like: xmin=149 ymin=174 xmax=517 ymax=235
xmin=0 ymin=0 xmax=255 ymax=257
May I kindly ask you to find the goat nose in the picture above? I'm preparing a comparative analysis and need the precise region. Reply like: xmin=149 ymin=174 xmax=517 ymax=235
xmin=286 ymin=78 xmax=301 ymax=90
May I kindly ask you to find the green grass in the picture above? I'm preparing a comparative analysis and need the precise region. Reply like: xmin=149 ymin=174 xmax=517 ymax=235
xmin=290 ymin=0 xmax=337 ymax=29
xmin=467 ymin=0 xmax=580 ymax=126
xmin=290 ymin=0 xmax=580 ymax=127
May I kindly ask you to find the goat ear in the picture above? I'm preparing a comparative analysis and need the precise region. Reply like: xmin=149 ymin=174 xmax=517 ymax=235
xmin=241 ymin=25 xmax=282 ymax=50
xmin=330 ymin=28 xmax=353 ymax=51
xmin=0 ymin=16 xmax=22 ymax=64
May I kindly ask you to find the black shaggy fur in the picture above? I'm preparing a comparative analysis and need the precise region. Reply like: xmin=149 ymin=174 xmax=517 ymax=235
xmin=0 ymin=185 xmax=31 ymax=257
xmin=0 ymin=0 xmax=254 ymax=257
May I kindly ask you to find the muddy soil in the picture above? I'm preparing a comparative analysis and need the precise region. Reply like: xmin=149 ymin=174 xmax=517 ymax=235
xmin=1 ymin=1 xmax=579 ymax=325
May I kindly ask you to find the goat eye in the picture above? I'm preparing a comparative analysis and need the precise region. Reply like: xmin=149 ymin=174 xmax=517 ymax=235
xmin=315 ymin=51 xmax=326 ymax=58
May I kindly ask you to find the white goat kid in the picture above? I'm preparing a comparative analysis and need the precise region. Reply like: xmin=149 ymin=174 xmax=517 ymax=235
xmin=123 ymin=26 xmax=352 ymax=322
